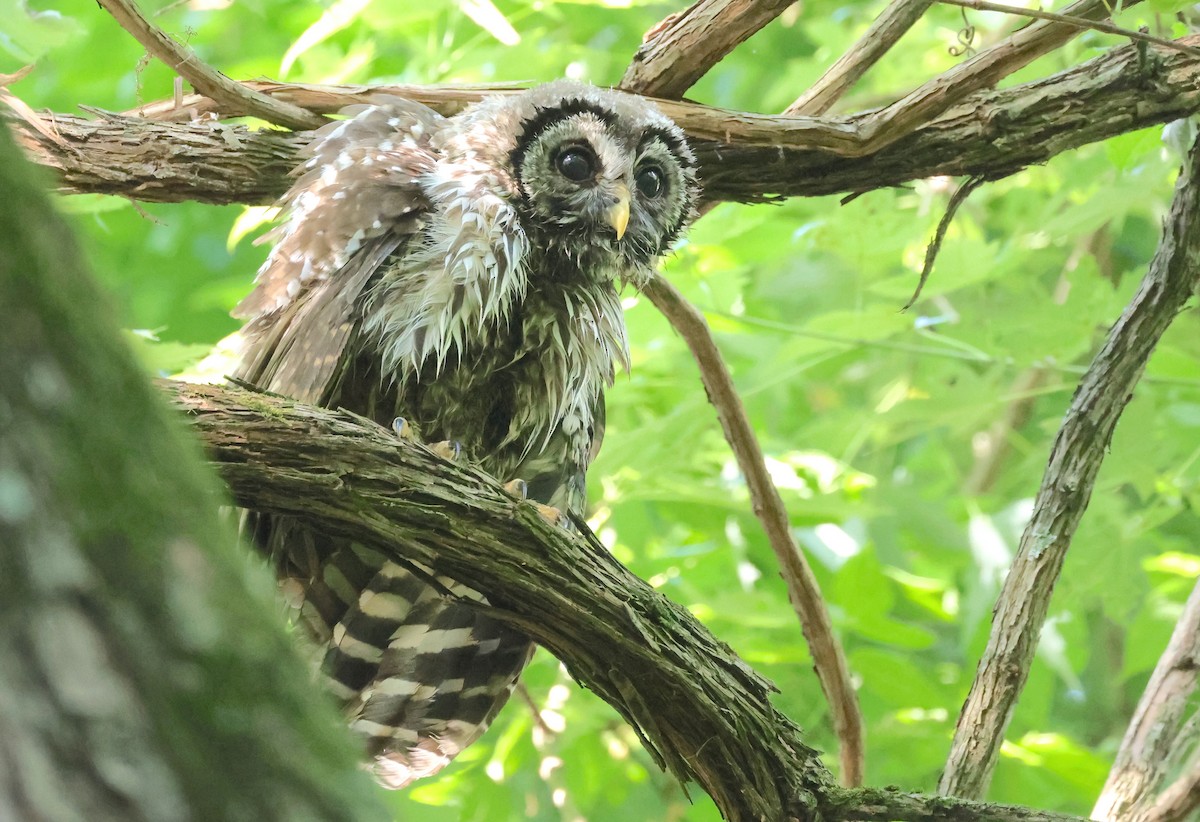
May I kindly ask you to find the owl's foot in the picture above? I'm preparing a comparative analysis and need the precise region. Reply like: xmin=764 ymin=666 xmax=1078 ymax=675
xmin=428 ymin=440 xmax=463 ymax=462
xmin=501 ymin=479 xmax=566 ymax=526
xmin=533 ymin=502 xmax=566 ymax=526
xmin=503 ymin=479 xmax=529 ymax=499
xmin=392 ymin=418 xmax=462 ymax=463
xmin=391 ymin=417 xmax=419 ymax=441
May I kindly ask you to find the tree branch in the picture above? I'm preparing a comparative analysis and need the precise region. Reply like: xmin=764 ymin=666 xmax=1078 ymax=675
xmin=166 ymin=379 xmax=1092 ymax=822
xmin=643 ymin=276 xmax=865 ymax=788
xmin=854 ymin=0 xmax=1145 ymax=154
xmin=1093 ymin=577 xmax=1200 ymax=821
xmin=786 ymin=0 xmax=936 ymax=116
xmin=619 ymin=0 xmax=796 ymax=99
xmin=0 ymin=103 xmax=383 ymax=822
xmin=938 ymin=129 xmax=1200 ymax=800
xmin=936 ymin=0 xmax=1200 ymax=59
xmin=9 ymin=37 xmax=1200 ymax=205
xmin=94 ymin=0 xmax=324 ymax=130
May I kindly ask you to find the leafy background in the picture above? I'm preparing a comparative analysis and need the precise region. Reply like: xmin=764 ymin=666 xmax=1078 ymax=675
xmin=7 ymin=0 xmax=1200 ymax=818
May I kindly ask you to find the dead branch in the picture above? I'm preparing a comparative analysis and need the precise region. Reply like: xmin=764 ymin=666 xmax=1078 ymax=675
xmin=1093 ymin=577 xmax=1200 ymax=821
xmin=938 ymin=130 xmax=1200 ymax=800
xmin=166 ymin=379 xmax=1093 ymax=822
xmin=619 ymin=0 xmax=796 ymax=99
xmin=642 ymin=276 xmax=866 ymax=787
xmin=94 ymin=0 xmax=323 ymax=130
xmin=905 ymin=174 xmax=986 ymax=309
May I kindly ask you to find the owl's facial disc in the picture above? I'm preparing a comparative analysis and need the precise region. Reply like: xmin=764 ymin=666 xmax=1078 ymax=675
xmin=510 ymin=99 xmax=695 ymax=274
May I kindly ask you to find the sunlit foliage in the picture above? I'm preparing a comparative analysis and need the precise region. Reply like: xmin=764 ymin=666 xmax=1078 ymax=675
xmin=8 ymin=0 xmax=1200 ymax=818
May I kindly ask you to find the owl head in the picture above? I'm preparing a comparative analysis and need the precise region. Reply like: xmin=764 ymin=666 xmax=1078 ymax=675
xmin=442 ymin=81 xmax=698 ymax=283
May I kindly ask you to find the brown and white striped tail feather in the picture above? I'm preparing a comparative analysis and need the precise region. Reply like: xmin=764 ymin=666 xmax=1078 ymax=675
xmin=285 ymin=536 xmax=534 ymax=787
xmin=349 ymin=565 xmax=533 ymax=787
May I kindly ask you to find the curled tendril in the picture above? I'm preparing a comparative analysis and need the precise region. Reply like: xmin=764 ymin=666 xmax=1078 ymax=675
xmin=949 ymin=7 xmax=977 ymax=57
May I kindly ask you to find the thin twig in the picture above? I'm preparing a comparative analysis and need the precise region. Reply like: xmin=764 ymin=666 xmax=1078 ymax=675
xmin=904 ymin=174 xmax=986 ymax=310
xmin=619 ymin=0 xmax=796 ymax=99
xmin=641 ymin=275 xmax=866 ymax=788
xmin=622 ymin=4 xmax=871 ymax=786
xmin=938 ymin=0 xmax=1200 ymax=59
xmin=516 ymin=681 xmax=554 ymax=737
xmin=938 ymin=130 xmax=1200 ymax=800
xmin=1093 ymin=577 xmax=1200 ymax=821
xmin=94 ymin=0 xmax=324 ymax=130
xmin=787 ymin=0 xmax=937 ymax=116
xmin=515 ymin=680 xmax=586 ymax=820
xmin=853 ymin=0 xmax=1146 ymax=156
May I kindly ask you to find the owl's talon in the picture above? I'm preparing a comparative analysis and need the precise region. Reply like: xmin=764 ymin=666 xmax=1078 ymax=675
xmin=429 ymin=440 xmax=463 ymax=462
xmin=503 ymin=479 xmax=529 ymax=500
xmin=392 ymin=417 xmax=418 ymax=441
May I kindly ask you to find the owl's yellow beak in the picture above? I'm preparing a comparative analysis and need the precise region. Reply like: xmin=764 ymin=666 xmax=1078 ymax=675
xmin=607 ymin=184 xmax=630 ymax=241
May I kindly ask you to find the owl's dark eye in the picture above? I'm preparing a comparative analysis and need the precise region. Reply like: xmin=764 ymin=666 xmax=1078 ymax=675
xmin=636 ymin=166 xmax=665 ymax=199
xmin=555 ymin=147 xmax=596 ymax=182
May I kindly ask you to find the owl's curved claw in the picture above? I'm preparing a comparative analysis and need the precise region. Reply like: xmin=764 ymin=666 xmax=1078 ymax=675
xmin=429 ymin=440 xmax=463 ymax=462
xmin=503 ymin=479 xmax=528 ymax=499
xmin=502 ymin=478 xmax=564 ymax=525
xmin=392 ymin=417 xmax=418 ymax=441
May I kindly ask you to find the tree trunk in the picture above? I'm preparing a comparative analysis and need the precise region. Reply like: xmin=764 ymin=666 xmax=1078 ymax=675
xmin=0 ymin=117 xmax=383 ymax=822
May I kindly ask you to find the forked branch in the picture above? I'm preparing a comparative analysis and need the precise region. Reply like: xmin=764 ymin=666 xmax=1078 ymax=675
xmin=786 ymin=0 xmax=936 ymax=116
xmin=939 ymin=131 xmax=1200 ymax=800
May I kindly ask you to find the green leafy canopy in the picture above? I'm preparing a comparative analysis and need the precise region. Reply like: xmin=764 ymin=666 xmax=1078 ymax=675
xmin=10 ymin=0 xmax=1200 ymax=818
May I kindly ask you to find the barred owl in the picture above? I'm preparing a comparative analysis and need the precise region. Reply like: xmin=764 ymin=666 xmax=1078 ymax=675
xmin=234 ymin=81 xmax=697 ymax=787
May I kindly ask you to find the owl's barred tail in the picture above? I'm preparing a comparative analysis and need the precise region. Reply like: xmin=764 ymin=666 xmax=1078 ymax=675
xmin=298 ymin=546 xmax=535 ymax=787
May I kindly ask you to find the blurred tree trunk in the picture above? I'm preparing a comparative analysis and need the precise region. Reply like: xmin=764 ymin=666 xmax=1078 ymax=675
xmin=0 ymin=117 xmax=384 ymax=821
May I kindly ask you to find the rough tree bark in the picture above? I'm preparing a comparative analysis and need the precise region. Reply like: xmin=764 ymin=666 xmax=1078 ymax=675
xmin=10 ymin=36 xmax=1200 ymax=207
xmin=164 ymin=381 xmax=1093 ymax=822
xmin=0 ymin=111 xmax=384 ymax=822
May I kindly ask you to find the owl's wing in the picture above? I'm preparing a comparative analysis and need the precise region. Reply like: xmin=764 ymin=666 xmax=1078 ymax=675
xmin=236 ymin=97 xmax=444 ymax=402
xmin=234 ymin=98 xmax=538 ymax=789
